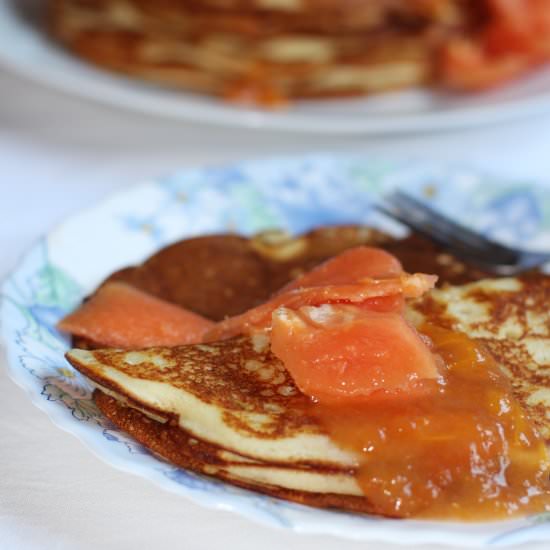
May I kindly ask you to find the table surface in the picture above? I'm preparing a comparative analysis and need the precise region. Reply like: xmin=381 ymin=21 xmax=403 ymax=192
xmin=2 ymin=66 xmax=550 ymax=550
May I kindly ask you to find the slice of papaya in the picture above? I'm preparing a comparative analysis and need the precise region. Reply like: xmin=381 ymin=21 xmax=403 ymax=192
xmin=205 ymin=246 xmax=435 ymax=341
xmin=57 ymin=282 xmax=214 ymax=348
xmin=270 ymin=305 xmax=440 ymax=403
xmin=278 ymin=246 xmax=403 ymax=292
xmin=204 ymin=272 xmax=436 ymax=342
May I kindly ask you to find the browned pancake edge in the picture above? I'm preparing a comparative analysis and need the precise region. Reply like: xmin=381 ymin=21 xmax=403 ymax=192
xmin=94 ymin=390 xmax=388 ymax=516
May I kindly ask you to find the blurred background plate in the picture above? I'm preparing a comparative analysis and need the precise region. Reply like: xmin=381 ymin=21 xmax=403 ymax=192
xmin=4 ymin=0 xmax=550 ymax=135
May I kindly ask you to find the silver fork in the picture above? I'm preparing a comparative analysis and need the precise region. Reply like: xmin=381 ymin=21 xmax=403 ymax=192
xmin=376 ymin=190 xmax=550 ymax=275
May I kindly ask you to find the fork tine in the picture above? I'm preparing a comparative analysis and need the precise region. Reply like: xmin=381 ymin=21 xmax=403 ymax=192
xmin=375 ymin=203 xmax=493 ymax=261
xmin=375 ymin=206 xmax=525 ymax=274
xmin=390 ymin=191 xmax=498 ymax=248
xmin=376 ymin=191 xmax=550 ymax=274
xmin=387 ymin=191 xmax=520 ymax=264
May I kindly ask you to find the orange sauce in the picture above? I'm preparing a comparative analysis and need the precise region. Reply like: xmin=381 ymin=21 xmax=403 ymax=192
xmin=222 ymin=79 xmax=289 ymax=109
xmin=311 ymin=325 xmax=550 ymax=519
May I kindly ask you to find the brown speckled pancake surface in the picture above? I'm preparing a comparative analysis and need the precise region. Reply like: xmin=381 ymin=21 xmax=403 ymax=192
xmin=410 ymin=275 xmax=550 ymax=442
xmin=84 ymin=335 xmax=321 ymax=442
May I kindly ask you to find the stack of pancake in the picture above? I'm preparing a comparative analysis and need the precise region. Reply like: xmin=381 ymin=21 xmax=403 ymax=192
xmin=63 ymin=227 xmax=550 ymax=516
xmin=48 ymin=0 xmax=481 ymax=104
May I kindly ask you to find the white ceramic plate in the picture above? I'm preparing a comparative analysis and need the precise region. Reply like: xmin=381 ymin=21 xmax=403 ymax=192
xmin=4 ymin=0 xmax=550 ymax=134
xmin=2 ymin=156 xmax=550 ymax=546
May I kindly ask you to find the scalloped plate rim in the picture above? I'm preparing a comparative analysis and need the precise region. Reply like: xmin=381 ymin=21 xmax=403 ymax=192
xmin=1 ymin=156 xmax=549 ymax=547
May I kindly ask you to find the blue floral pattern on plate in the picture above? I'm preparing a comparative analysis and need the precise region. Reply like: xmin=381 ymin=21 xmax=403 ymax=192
xmin=1 ymin=155 xmax=550 ymax=547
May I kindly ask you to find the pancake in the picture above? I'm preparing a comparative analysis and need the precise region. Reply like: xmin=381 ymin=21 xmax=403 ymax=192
xmin=85 ymin=226 xmax=493 ymax=320
xmin=69 ymin=333 xmax=380 ymax=513
xmin=49 ymin=0 xmax=550 ymax=103
xmin=71 ymin=225 xmax=497 ymax=350
xmin=65 ymin=274 xmax=550 ymax=515
xmin=49 ymin=22 xmax=439 ymax=100
xmin=70 ymin=333 xmax=352 ymax=465
xmin=87 ymin=226 xmax=395 ymax=322
xmin=93 ymin=390 xmax=374 ymax=513
xmin=48 ymin=0 xmax=479 ymax=102
xmin=409 ymin=274 xmax=550 ymax=442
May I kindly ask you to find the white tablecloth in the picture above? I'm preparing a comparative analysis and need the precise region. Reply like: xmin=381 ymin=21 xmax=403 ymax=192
xmin=1 ymin=67 xmax=550 ymax=550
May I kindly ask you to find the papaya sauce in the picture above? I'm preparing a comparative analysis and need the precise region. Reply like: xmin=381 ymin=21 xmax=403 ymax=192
xmin=310 ymin=325 xmax=550 ymax=519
